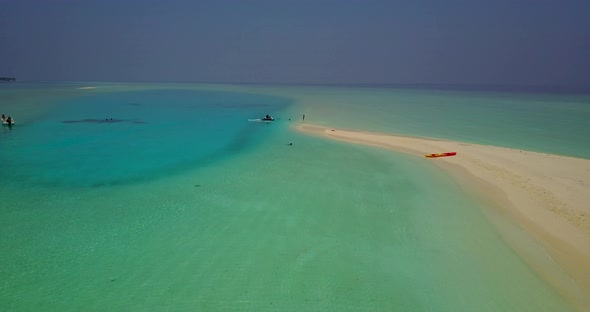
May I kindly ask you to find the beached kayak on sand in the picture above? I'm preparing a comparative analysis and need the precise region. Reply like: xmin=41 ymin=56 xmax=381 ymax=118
xmin=425 ymin=152 xmax=457 ymax=158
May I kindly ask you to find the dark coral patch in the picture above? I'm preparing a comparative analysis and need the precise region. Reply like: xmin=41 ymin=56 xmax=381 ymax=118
xmin=62 ymin=118 xmax=126 ymax=123
xmin=62 ymin=118 xmax=145 ymax=124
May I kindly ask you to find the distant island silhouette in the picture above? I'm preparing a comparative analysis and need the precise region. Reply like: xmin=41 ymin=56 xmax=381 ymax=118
xmin=0 ymin=77 xmax=16 ymax=82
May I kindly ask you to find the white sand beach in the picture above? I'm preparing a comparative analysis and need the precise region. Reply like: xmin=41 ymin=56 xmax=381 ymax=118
xmin=297 ymin=124 xmax=590 ymax=309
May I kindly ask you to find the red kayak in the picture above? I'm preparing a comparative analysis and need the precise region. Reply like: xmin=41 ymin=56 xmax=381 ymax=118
xmin=425 ymin=152 xmax=457 ymax=158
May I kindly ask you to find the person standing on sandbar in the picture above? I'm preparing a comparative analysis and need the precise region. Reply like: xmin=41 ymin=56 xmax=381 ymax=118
xmin=303 ymin=114 xmax=305 ymax=121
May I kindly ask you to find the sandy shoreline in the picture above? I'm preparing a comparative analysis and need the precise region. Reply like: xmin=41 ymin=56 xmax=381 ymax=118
xmin=296 ymin=124 xmax=590 ymax=309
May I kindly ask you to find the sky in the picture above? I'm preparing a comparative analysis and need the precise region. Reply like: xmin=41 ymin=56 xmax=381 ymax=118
xmin=1 ymin=0 xmax=589 ymax=87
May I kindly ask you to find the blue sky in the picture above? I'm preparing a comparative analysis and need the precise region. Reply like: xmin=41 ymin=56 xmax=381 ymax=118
xmin=1 ymin=0 xmax=589 ymax=86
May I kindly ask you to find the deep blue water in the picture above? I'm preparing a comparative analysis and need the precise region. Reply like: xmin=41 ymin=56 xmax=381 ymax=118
xmin=0 ymin=89 xmax=291 ymax=187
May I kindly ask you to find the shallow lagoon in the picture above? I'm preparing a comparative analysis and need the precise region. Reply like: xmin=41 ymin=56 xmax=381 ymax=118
xmin=0 ymin=83 xmax=578 ymax=311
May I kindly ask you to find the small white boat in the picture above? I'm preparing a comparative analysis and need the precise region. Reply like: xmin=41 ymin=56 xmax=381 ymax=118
xmin=248 ymin=115 xmax=274 ymax=122
xmin=1 ymin=117 xmax=15 ymax=126
xmin=248 ymin=118 xmax=274 ymax=123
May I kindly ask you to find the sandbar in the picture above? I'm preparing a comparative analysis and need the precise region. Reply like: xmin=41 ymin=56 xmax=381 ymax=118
xmin=296 ymin=124 xmax=590 ymax=309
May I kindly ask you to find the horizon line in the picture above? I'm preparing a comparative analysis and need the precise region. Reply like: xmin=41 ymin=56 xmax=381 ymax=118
xmin=4 ymin=80 xmax=590 ymax=94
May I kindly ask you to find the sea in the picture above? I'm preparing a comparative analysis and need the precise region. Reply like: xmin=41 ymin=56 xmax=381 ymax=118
xmin=1 ymin=82 xmax=589 ymax=311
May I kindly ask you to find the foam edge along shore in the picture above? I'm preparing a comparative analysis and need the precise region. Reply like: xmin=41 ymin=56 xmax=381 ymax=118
xmin=295 ymin=123 xmax=590 ymax=311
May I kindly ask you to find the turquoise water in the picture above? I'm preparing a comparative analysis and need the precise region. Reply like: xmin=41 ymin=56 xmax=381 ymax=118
xmin=0 ymin=83 xmax=580 ymax=311
xmin=286 ymin=86 xmax=590 ymax=158
xmin=2 ymin=88 xmax=290 ymax=187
